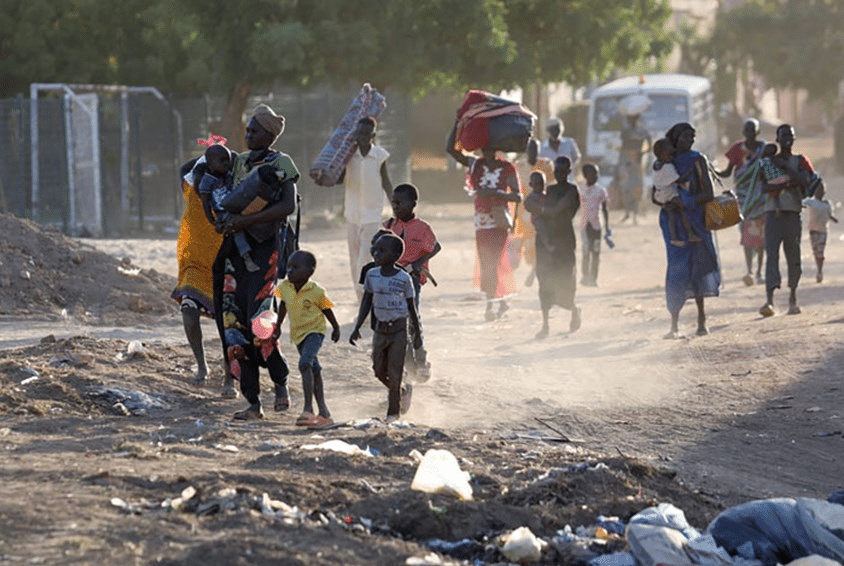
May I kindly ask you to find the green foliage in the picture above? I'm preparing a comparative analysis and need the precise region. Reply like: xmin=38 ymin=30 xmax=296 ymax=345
xmin=708 ymin=0 xmax=844 ymax=103
xmin=0 ymin=0 xmax=674 ymax=105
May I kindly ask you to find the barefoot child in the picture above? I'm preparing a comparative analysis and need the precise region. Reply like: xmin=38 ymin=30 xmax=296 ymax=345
xmin=385 ymin=183 xmax=441 ymax=381
xmin=350 ymin=233 xmax=422 ymax=421
xmin=198 ymin=144 xmax=261 ymax=272
xmin=578 ymin=163 xmax=610 ymax=287
xmin=652 ymin=138 xmax=700 ymax=247
xmin=273 ymin=250 xmax=341 ymax=428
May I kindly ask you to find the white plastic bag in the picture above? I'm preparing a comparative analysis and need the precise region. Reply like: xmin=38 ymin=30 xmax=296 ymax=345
xmin=410 ymin=449 xmax=472 ymax=500
xmin=502 ymin=526 xmax=546 ymax=564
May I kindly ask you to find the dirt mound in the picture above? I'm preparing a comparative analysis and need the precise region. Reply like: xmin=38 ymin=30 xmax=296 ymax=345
xmin=0 ymin=214 xmax=177 ymax=323
xmin=0 ymin=335 xmax=725 ymax=564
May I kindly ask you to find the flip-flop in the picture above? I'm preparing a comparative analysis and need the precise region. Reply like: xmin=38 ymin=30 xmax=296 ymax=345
xmin=307 ymin=415 xmax=335 ymax=430
xmin=295 ymin=412 xmax=318 ymax=427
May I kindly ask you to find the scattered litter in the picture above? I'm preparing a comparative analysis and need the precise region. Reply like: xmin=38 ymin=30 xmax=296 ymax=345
xmin=501 ymin=526 xmax=547 ymax=563
xmin=117 ymin=265 xmax=142 ymax=276
xmin=630 ymin=502 xmax=700 ymax=539
xmin=87 ymin=386 xmax=169 ymax=416
xmin=425 ymin=538 xmax=486 ymax=561
xmin=596 ymin=515 xmax=626 ymax=536
xmin=349 ymin=418 xmax=381 ymax=429
xmin=20 ymin=375 xmax=39 ymax=385
xmin=301 ymin=439 xmax=374 ymax=457
xmin=410 ymin=449 xmax=473 ymax=500
xmin=213 ymin=443 xmax=239 ymax=453
xmin=406 ymin=553 xmax=457 ymax=565
xmin=589 ymin=551 xmax=637 ymax=566
xmin=709 ymin=498 xmax=844 ymax=566
xmin=126 ymin=340 xmax=145 ymax=357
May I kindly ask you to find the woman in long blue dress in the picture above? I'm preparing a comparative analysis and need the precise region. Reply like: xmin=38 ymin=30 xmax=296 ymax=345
xmin=659 ymin=122 xmax=720 ymax=338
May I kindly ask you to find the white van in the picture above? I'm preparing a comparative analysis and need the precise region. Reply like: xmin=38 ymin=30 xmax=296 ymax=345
xmin=585 ymin=74 xmax=718 ymax=187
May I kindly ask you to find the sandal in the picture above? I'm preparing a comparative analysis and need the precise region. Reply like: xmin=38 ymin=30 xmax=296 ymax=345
xmin=308 ymin=415 xmax=335 ymax=429
xmin=232 ymin=404 xmax=263 ymax=421
xmin=295 ymin=412 xmax=318 ymax=427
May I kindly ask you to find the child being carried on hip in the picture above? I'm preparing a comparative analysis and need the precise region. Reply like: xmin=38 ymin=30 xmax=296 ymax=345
xmin=652 ymin=138 xmax=701 ymax=247
xmin=272 ymin=250 xmax=341 ymax=429
xmin=197 ymin=144 xmax=261 ymax=272
xmin=350 ymin=233 xmax=422 ymax=422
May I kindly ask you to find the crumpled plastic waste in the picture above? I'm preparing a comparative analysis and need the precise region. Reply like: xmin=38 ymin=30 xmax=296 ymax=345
xmin=410 ymin=449 xmax=472 ymax=500
xmin=301 ymin=439 xmax=375 ymax=457
xmin=501 ymin=526 xmax=547 ymax=564
xmin=630 ymin=502 xmax=701 ymax=539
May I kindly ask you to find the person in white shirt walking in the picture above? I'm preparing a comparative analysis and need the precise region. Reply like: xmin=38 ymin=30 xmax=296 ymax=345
xmin=539 ymin=118 xmax=580 ymax=179
xmin=340 ymin=117 xmax=393 ymax=298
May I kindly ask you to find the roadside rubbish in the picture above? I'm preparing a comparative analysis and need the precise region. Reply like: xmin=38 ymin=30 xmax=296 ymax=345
xmin=501 ymin=526 xmax=547 ymax=563
xmin=410 ymin=449 xmax=473 ymax=500
xmin=87 ymin=386 xmax=168 ymax=415
xmin=425 ymin=538 xmax=487 ymax=560
xmin=301 ymin=439 xmax=375 ymax=457
xmin=629 ymin=502 xmax=700 ymax=539
xmin=708 ymin=497 xmax=844 ymax=566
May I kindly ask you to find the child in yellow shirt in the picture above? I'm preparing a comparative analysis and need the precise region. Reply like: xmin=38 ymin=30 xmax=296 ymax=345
xmin=273 ymin=250 xmax=341 ymax=428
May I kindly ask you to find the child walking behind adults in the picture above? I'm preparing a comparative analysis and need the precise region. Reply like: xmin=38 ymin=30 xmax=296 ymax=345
xmin=804 ymin=191 xmax=838 ymax=283
xmin=578 ymin=163 xmax=610 ymax=287
xmin=350 ymin=233 xmax=422 ymax=422
xmin=385 ymin=183 xmax=441 ymax=381
xmin=273 ymin=250 xmax=341 ymax=428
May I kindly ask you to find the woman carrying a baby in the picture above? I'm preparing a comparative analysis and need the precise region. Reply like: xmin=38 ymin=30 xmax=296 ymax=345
xmin=212 ymin=104 xmax=300 ymax=420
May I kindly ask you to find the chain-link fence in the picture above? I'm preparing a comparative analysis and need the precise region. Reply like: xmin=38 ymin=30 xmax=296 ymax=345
xmin=0 ymin=84 xmax=410 ymax=236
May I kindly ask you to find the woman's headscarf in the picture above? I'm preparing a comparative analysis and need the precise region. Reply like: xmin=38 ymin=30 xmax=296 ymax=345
xmin=252 ymin=104 xmax=286 ymax=142
xmin=665 ymin=122 xmax=694 ymax=149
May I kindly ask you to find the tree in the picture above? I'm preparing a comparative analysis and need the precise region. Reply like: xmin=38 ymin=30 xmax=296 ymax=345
xmin=708 ymin=0 xmax=844 ymax=105
xmin=500 ymin=0 xmax=674 ymax=87
xmin=1 ymin=0 xmax=675 ymax=145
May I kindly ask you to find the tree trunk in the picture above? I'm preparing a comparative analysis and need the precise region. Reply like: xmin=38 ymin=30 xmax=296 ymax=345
xmin=220 ymin=81 xmax=252 ymax=152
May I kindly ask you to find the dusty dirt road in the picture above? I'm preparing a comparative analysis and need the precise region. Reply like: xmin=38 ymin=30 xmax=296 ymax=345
xmin=0 ymin=168 xmax=842 ymax=564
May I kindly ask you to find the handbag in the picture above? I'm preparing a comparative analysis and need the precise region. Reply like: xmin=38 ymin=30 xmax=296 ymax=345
xmin=705 ymin=191 xmax=742 ymax=231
